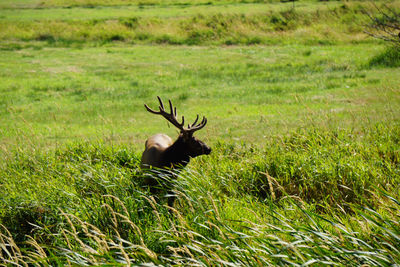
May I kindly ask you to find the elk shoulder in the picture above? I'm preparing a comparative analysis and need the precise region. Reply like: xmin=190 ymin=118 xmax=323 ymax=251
xmin=141 ymin=133 xmax=173 ymax=169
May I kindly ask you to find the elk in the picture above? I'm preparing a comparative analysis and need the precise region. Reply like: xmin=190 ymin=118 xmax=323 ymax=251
xmin=141 ymin=96 xmax=211 ymax=206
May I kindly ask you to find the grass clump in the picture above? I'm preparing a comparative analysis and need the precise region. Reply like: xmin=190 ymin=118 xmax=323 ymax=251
xmin=369 ymin=46 xmax=400 ymax=68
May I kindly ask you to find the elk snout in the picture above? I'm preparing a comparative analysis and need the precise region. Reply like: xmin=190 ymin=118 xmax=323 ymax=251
xmin=203 ymin=145 xmax=212 ymax=155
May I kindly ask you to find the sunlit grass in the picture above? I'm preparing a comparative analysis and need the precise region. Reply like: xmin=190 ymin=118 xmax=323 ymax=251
xmin=1 ymin=44 xmax=399 ymax=151
xmin=1 ymin=1 xmax=394 ymax=46
xmin=1 ymin=0 xmax=400 ymax=265
xmin=0 ymin=131 xmax=399 ymax=265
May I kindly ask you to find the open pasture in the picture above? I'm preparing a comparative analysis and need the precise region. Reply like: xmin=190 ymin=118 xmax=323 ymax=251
xmin=1 ymin=44 xmax=398 ymax=151
xmin=0 ymin=0 xmax=400 ymax=265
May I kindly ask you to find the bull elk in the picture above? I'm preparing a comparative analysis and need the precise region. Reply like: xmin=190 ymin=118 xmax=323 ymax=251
xmin=141 ymin=96 xmax=211 ymax=206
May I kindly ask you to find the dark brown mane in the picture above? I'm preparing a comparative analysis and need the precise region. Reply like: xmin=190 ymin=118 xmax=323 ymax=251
xmin=161 ymin=135 xmax=191 ymax=168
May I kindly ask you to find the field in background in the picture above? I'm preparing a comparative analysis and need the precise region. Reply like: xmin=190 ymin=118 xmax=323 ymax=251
xmin=1 ymin=44 xmax=399 ymax=152
xmin=2 ymin=0 xmax=397 ymax=47
xmin=1 ymin=0 xmax=400 ymax=265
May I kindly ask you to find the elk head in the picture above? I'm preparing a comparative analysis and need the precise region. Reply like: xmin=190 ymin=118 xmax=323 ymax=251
xmin=141 ymin=96 xmax=211 ymax=170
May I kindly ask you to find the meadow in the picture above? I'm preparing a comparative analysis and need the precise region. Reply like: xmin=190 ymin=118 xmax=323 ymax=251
xmin=1 ymin=0 xmax=400 ymax=265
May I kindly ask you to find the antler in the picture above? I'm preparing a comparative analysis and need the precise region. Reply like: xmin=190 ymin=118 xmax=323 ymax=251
xmin=144 ymin=96 xmax=207 ymax=135
xmin=144 ymin=96 xmax=185 ymax=131
xmin=185 ymin=114 xmax=207 ymax=135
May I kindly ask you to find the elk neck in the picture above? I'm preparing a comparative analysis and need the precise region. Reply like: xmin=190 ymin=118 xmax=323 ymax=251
xmin=161 ymin=135 xmax=190 ymax=169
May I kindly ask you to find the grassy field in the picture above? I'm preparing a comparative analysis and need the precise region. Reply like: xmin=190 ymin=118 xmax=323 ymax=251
xmin=1 ymin=0 xmax=400 ymax=265
xmin=2 ymin=0 xmax=396 ymax=47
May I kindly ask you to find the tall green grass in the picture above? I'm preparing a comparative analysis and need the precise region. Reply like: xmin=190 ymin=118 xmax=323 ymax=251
xmin=0 ymin=124 xmax=399 ymax=265
xmin=3 ymin=191 xmax=399 ymax=265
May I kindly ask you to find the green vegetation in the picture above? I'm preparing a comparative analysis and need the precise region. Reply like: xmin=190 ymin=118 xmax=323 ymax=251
xmin=1 ymin=132 xmax=400 ymax=265
xmin=1 ymin=1 xmax=397 ymax=46
xmin=1 ymin=0 xmax=400 ymax=265
xmin=369 ymin=45 xmax=400 ymax=68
